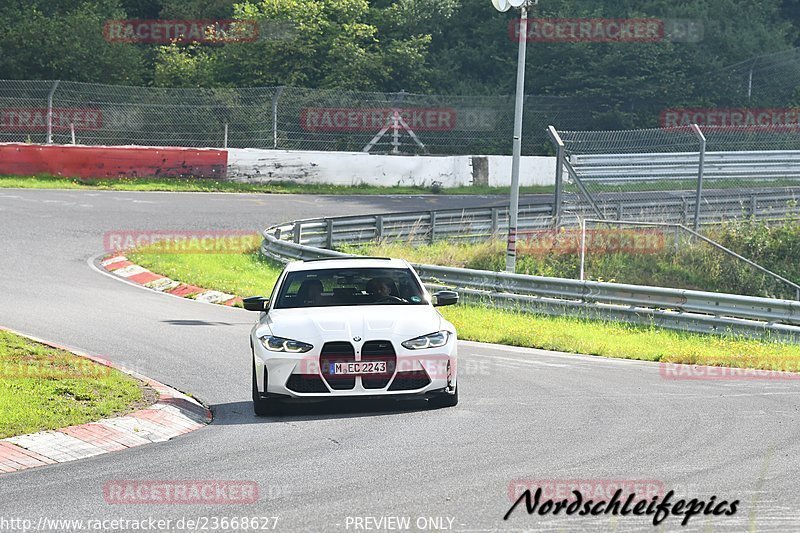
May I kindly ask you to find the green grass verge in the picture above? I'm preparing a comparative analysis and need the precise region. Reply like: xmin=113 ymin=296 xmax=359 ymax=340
xmin=127 ymin=244 xmax=283 ymax=298
xmin=0 ymin=175 xmax=553 ymax=196
xmin=126 ymin=240 xmax=800 ymax=370
xmin=0 ymin=330 xmax=146 ymax=439
xmin=443 ymin=304 xmax=800 ymax=369
xmin=3 ymin=174 xmax=796 ymax=195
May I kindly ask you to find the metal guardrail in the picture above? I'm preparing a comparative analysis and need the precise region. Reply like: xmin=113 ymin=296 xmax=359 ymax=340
xmin=563 ymin=189 xmax=800 ymax=225
xmin=261 ymin=208 xmax=800 ymax=342
xmin=269 ymin=204 xmax=557 ymax=248
xmin=572 ymin=151 xmax=800 ymax=182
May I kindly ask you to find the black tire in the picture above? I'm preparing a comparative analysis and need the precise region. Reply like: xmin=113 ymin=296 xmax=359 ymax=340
xmin=252 ymin=360 xmax=281 ymax=416
xmin=429 ymin=384 xmax=459 ymax=409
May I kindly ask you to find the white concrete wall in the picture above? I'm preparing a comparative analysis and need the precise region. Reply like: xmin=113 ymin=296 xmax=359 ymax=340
xmin=486 ymin=155 xmax=556 ymax=187
xmin=227 ymin=148 xmax=556 ymax=188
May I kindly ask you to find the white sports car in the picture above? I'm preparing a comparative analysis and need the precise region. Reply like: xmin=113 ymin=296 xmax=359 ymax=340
xmin=245 ymin=257 xmax=459 ymax=415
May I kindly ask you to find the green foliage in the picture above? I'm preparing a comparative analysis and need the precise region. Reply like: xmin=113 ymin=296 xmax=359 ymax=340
xmin=343 ymin=218 xmax=800 ymax=300
xmin=1 ymin=0 xmax=799 ymax=126
xmin=0 ymin=0 xmax=147 ymax=84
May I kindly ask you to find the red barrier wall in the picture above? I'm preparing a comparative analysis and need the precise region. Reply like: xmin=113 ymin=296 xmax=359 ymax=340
xmin=0 ymin=144 xmax=227 ymax=179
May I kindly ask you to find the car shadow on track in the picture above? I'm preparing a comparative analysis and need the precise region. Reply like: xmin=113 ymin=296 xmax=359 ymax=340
xmin=210 ymin=400 xmax=434 ymax=424
xmin=161 ymin=320 xmax=244 ymax=326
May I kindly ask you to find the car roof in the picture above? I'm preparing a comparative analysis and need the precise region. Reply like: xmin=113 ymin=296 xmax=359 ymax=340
xmin=285 ymin=257 xmax=411 ymax=272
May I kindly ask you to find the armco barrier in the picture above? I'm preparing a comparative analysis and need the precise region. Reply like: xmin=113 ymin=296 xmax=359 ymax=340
xmin=0 ymin=143 xmax=227 ymax=179
xmin=261 ymin=210 xmax=800 ymax=342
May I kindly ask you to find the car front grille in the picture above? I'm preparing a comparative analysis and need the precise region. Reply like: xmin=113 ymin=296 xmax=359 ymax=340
xmin=286 ymin=374 xmax=329 ymax=393
xmin=388 ymin=369 xmax=431 ymax=391
xmin=320 ymin=341 xmax=356 ymax=390
xmin=360 ymin=340 xmax=396 ymax=389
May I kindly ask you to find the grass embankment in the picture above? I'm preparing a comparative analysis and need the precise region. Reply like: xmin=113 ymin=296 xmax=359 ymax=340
xmin=3 ymin=174 xmax=797 ymax=195
xmin=0 ymin=175 xmax=553 ymax=196
xmin=342 ymin=218 xmax=800 ymax=300
xmin=126 ymin=238 xmax=800 ymax=370
xmin=0 ymin=330 xmax=146 ymax=439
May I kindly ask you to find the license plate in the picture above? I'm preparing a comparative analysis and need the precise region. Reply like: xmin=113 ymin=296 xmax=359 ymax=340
xmin=331 ymin=361 xmax=387 ymax=375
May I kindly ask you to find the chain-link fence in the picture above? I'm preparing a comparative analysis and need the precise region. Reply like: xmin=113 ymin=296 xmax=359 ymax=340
xmin=721 ymin=48 xmax=800 ymax=105
xmin=0 ymin=79 xmax=603 ymax=155
xmin=551 ymin=125 xmax=800 ymax=227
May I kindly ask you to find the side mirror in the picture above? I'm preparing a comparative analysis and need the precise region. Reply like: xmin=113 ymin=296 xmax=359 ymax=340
xmin=432 ymin=290 xmax=459 ymax=307
xmin=243 ymin=296 xmax=269 ymax=312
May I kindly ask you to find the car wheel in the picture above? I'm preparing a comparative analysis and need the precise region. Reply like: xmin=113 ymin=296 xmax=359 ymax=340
xmin=429 ymin=384 xmax=458 ymax=409
xmin=252 ymin=360 xmax=281 ymax=416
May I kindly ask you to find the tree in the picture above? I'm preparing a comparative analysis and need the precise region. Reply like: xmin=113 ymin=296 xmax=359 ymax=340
xmin=0 ymin=0 xmax=147 ymax=84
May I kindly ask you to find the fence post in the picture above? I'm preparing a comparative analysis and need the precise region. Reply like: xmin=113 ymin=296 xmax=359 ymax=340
xmin=491 ymin=207 xmax=499 ymax=234
xmin=223 ymin=122 xmax=228 ymax=149
xmin=46 ymin=80 xmax=60 ymax=144
xmin=690 ymin=124 xmax=706 ymax=231
xmin=70 ymin=123 xmax=76 ymax=145
xmin=547 ymin=126 xmax=565 ymax=228
xmin=272 ymin=86 xmax=285 ymax=149
xmin=429 ymin=211 xmax=437 ymax=244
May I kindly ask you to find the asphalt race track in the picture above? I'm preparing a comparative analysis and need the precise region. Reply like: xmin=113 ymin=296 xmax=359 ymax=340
xmin=1 ymin=189 xmax=799 ymax=532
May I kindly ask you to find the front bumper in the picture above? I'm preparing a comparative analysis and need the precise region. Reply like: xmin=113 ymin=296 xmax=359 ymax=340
xmin=253 ymin=339 xmax=457 ymax=399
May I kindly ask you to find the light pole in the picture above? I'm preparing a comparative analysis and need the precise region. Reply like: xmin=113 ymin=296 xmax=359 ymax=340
xmin=492 ymin=0 xmax=536 ymax=272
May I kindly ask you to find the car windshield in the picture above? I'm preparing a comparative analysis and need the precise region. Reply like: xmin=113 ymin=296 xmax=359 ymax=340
xmin=274 ymin=267 xmax=427 ymax=309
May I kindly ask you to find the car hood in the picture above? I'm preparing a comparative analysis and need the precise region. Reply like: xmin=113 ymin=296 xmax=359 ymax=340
xmin=258 ymin=305 xmax=445 ymax=344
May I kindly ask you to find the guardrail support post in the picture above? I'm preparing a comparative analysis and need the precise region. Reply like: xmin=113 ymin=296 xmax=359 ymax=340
xmin=491 ymin=207 xmax=499 ymax=235
xmin=750 ymin=195 xmax=757 ymax=217
xmin=579 ymin=218 xmax=587 ymax=281
xmin=690 ymin=124 xmax=706 ymax=231
xmin=325 ymin=219 xmax=333 ymax=249
xmin=293 ymin=223 xmax=301 ymax=244
xmin=376 ymin=216 xmax=384 ymax=241
xmin=429 ymin=211 xmax=437 ymax=244
xmin=681 ymin=197 xmax=689 ymax=225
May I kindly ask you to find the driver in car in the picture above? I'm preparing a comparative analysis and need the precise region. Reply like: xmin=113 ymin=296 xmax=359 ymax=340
xmin=366 ymin=277 xmax=393 ymax=301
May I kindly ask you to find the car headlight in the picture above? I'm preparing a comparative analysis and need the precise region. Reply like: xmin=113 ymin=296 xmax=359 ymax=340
xmin=260 ymin=335 xmax=313 ymax=353
xmin=402 ymin=331 xmax=450 ymax=350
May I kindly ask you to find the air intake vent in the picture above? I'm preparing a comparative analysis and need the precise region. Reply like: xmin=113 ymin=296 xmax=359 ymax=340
xmin=361 ymin=340 xmax=396 ymax=389
xmin=320 ymin=341 xmax=356 ymax=390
